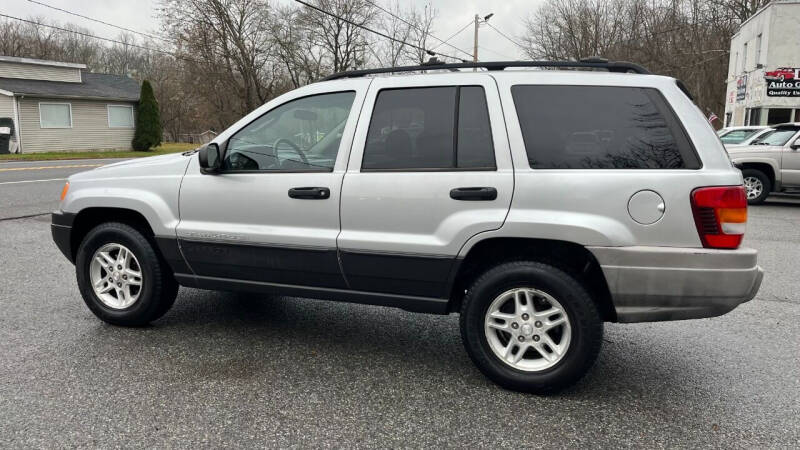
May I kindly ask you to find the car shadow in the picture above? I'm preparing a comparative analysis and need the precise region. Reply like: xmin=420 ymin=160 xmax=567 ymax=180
xmin=59 ymin=288 xmax=747 ymax=409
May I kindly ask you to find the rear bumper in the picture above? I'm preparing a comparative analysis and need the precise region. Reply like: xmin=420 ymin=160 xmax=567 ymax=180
xmin=51 ymin=211 xmax=75 ymax=262
xmin=589 ymin=246 xmax=763 ymax=323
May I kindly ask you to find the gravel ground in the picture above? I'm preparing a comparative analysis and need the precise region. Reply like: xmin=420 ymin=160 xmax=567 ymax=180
xmin=0 ymin=200 xmax=798 ymax=448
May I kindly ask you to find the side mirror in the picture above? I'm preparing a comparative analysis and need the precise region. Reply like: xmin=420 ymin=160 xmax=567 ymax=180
xmin=791 ymin=141 xmax=800 ymax=151
xmin=198 ymin=143 xmax=221 ymax=173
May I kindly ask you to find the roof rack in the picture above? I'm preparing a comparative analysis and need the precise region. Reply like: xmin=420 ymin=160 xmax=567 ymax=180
xmin=321 ymin=58 xmax=651 ymax=81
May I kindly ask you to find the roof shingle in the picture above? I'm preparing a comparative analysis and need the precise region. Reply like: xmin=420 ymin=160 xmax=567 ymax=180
xmin=0 ymin=72 xmax=140 ymax=101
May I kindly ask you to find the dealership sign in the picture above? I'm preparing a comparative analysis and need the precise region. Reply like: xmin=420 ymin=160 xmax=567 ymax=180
xmin=765 ymin=67 xmax=800 ymax=97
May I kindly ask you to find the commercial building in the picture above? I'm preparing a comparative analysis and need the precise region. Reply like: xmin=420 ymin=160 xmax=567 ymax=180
xmin=724 ymin=0 xmax=800 ymax=127
xmin=0 ymin=56 xmax=139 ymax=153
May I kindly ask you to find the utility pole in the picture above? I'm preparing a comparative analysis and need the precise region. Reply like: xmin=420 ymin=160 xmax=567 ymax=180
xmin=473 ymin=13 xmax=480 ymax=65
xmin=472 ymin=13 xmax=493 ymax=70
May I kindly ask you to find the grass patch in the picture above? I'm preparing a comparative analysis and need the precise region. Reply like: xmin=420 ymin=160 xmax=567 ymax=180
xmin=0 ymin=142 xmax=199 ymax=161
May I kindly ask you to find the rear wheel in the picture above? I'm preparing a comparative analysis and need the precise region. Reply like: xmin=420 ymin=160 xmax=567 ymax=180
xmin=742 ymin=169 xmax=770 ymax=205
xmin=460 ymin=261 xmax=602 ymax=394
xmin=76 ymin=222 xmax=178 ymax=326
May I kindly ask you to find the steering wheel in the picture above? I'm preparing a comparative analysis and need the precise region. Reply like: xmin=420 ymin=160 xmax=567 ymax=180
xmin=271 ymin=138 xmax=308 ymax=165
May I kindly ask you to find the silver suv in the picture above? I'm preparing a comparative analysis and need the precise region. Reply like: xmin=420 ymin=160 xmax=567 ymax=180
xmin=52 ymin=61 xmax=763 ymax=393
xmin=726 ymin=123 xmax=800 ymax=204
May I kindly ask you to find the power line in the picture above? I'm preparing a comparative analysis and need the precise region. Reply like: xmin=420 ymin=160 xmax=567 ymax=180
xmin=430 ymin=20 xmax=473 ymax=52
xmin=479 ymin=45 xmax=516 ymax=60
xmin=0 ymin=13 xmax=205 ymax=66
xmin=25 ymin=0 xmax=170 ymax=44
xmin=484 ymin=22 xmax=526 ymax=51
xmin=293 ymin=0 xmax=467 ymax=62
xmin=363 ymin=0 xmax=473 ymax=59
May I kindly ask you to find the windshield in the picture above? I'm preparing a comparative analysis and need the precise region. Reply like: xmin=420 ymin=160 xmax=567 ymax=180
xmin=720 ymin=129 xmax=760 ymax=144
xmin=751 ymin=128 xmax=799 ymax=146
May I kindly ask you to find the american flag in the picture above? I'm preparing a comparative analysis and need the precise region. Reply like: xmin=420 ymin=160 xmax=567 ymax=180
xmin=708 ymin=112 xmax=719 ymax=124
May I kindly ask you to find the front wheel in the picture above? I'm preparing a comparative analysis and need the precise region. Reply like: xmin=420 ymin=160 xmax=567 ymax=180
xmin=742 ymin=169 xmax=771 ymax=205
xmin=460 ymin=261 xmax=602 ymax=394
xmin=75 ymin=222 xmax=178 ymax=326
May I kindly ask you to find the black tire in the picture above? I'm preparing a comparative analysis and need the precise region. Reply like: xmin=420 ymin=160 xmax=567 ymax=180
xmin=742 ymin=168 xmax=771 ymax=205
xmin=75 ymin=222 xmax=178 ymax=326
xmin=460 ymin=261 xmax=602 ymax=394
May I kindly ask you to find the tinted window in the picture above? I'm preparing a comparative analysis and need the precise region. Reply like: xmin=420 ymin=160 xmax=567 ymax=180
xmin=511 ymin=86 xmax=699 ymax=169
xmin=224 ymin=91 xmax=355 ymax=171
xmin=458 ymin=86 xmax=495 ymax=168
xmin=363 ymin=86 xmax=495 ymax=170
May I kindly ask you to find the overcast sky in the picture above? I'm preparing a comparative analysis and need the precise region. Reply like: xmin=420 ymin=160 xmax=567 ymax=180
xmin=3 ymin=0 xmax=545 ymax=62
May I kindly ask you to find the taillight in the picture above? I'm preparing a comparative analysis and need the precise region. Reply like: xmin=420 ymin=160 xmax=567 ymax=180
xmin=690 ymin=186 xmax=747 ymax=249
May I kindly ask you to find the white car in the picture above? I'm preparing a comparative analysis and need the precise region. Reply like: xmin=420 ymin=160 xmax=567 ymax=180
xmin=52 ymin=60 xmax=763 ymax=393
xmin=718 ymin=126 xmax=768 ymax=145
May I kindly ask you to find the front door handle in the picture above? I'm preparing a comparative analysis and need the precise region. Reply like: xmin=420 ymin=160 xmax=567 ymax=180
xmin=288 ymin=187 xmax=330 ymax=199
xmin=450 ymin=187 xmax=497 ymax=201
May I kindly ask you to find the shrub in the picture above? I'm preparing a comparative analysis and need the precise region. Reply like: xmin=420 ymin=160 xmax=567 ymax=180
xmin=132 ymin=80 xmax=162 ymax=151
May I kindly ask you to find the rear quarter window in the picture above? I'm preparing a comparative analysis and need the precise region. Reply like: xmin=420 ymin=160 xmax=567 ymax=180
xmin=511 ymin=85 xmax=700 ymax=169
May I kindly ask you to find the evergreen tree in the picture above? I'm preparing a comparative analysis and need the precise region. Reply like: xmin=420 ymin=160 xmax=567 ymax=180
xmin=132 ymin=80 xmax=162 ymax=151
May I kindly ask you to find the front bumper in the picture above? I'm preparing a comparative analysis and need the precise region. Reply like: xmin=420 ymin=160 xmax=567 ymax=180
xmin=51 ymin=211 xmax=75 ymax=262
xmin=589 ymin=246 xmax=763 ymax=323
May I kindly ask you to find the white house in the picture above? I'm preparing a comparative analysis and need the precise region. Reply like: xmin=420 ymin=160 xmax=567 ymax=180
xmin=0 ymin=56 xmax=140 ymax=153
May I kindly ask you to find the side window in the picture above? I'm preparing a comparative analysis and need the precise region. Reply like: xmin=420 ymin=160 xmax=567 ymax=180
xmin=458 ymin=86 xmax=495 ymax=168
xmin=224 ymin=91 xmax=355 ymax=171
xmin=362 ymin=86 xmax=495 ymax=170
xmin=511 ymin=85 xmax=700 ymax=169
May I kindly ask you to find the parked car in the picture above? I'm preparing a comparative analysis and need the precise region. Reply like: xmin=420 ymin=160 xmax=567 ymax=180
xmin=726 ymin=123 xmax=800 ymax=204
xmin=765 ymin=67 xmax=797 ymax=82
xmin=724 ymin=126 xmax=774 ymax=148
xmin=52 ymin=60 xmax=763 ymax=394
xmin=717 ymin=126 xmax=768 ymax=145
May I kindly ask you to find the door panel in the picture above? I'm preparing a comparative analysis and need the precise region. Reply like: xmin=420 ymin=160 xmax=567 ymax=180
xmin=338 ymin=75 xmax=514 ymax=298
xmin=338 ymin=250 xmax=454 ymax=297
xmin=177 ymin=167 xmax=348 ymax=288
xmin=177 ymin=81 xmax=369 ymax=287
xmin=782 ymin=134 xmax=800 ymax=186
xmin=180 ymin=239 xmax=344 ymax=287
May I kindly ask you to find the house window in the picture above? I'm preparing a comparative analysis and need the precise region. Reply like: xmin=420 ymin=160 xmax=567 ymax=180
xmin=755 ymin=34 xmax=762 ymax=66
xmin=742 ymin=42 xmax=748 ymax=72
xmin=107 ymin=105 xmax=135 ymax=128
xmin=39 ymin=103 xmax=72 ymax=128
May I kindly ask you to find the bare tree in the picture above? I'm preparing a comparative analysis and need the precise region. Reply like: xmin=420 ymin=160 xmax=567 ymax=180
xmin=708 ymin=0 xmax=770 ymax=22
xmin=272 ymin=5 xmax=326 ymax=88
xmin=521 ymin=0 xmax=741 ymax=120
xmin=299 ymin=0 xmax=377 ymax=73
xmin=160 ymin=0 xmax=277 ymax=112
xmin=407 ymin=2 xmax=438 ymax=64
xmin=368 ymin=0 xmax=412 ymax=67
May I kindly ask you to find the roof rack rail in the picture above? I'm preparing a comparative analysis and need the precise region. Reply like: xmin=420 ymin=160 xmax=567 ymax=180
xmin=321 ymin=58 xmax=651 ymax=81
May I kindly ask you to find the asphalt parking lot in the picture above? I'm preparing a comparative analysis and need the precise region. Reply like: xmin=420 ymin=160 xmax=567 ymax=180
xmin=1 ymin=161 xmax=799 ymax=447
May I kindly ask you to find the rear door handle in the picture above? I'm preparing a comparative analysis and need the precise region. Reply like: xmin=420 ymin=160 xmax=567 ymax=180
xmin=449 ymin=187 xmax=497 ymax=201
xmin=288 ymin=187 xmax=330 ymax=199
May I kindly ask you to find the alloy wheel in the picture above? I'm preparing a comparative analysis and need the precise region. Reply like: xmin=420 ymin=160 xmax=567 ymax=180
xmin=743 ymin=176 xmax=763 ymax=200
xmin=484 ymin=287 xmax=572 ymax=371
xmin=89 ymin=243 xmax=143 ymax=309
